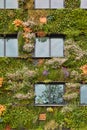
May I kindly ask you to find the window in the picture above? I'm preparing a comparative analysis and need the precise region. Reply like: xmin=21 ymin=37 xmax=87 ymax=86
xmin=0 ymin=0 xmax=4 ymax=9
xmin=51 ymin=0 xmax=64 ymax=9
xmin=0 ymin=35 xmax=18 ymax=57
xmin=35 ymin=83 xmax=65 ymax=106
xmin=0 ymin=0 xmax=18 ymax=9
xmin=35 ymin=35 xmax=64 ymax=58
xmin=80 ymin=84 xmax=87 ymax=105
xmin=35 ymin=0 xmax=64 ymax=9
xmin=80 ymin=0 xmax=87 ymax=9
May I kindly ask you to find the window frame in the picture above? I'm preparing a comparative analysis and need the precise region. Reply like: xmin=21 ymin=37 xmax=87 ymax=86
xmin=0 ymin=34 xmax=18 ymax=57
xmin=34 ymin=82 xmax=66 ymax=106
xmin=34 ymin=34 xmax=65 ymax=59
xmin=34 ymin=0 xmax=64 ymax=9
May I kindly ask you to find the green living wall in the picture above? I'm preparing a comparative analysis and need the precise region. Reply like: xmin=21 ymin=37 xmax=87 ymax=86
xmin=0 ymin=0 xmax=87 ymax=130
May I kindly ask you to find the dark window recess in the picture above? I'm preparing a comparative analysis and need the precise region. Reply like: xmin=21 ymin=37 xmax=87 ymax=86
xmin=34 ymin=0 xmax=64 ymax=9
xmin=80 ymin=84 xmax=87 ymax=105
xmin=35 ymin=83 xmax=65 ymax=106
xmin=0 ymin=0 xmax=18 ymax=9
xmin=62 ymin=128 xmax=70 ymax=130
xmin=34 ymin=34 xmax=65 ymax=58
xmin=0 ymin=34 xmax=18 ymax=57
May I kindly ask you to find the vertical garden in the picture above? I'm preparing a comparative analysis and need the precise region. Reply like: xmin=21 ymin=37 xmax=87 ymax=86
xmin=0 ymin=0 xmax=87 ymax=130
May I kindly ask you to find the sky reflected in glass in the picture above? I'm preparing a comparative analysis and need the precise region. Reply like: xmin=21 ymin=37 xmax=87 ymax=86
xmin=35 ymin=38 xmax=49 ymax=57
xmin=0 ymin=38 xmax=4 ymax=56
xmin=6 ymin=38 xmax=18 ymax=57
xmin=0 ymin=0 xmax=4 ymax=8
xmin=35 ymin=37 xmax=64 ymax=57
xmin=6 ymin=0 xmax=18 ymax=8
xmin=35 ymin=0 xmax=49 ymax=8
xmin=81 ymin=85 xmax=87 ymax=104
xmin=35 ymin=0 xmax=64 ymax=9
xmin=80 ymin=0 xmax=87 ymax=9
xmin=51 ymin=0 xmax=64 ymax=8
xmin=51 ymin=38 xmax=64 ymax=57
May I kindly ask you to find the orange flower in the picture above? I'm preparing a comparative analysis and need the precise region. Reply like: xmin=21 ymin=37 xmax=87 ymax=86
xmin=80 ymin=64 xmax=87 ymax=74
xmin=0 ymin=78 xmax=3 ymax=81
xmin=37 ymin=31 xmax=46 ymax=37
xmin=23 ymin=27 xmax=32 ymax=33
xmin=39 ymin=113 xmax=46 ymax=121
xmin=0 ymin=104 xmax=6 ymax=116
xmin=39 ymin=17 xmax=47 ymax=24
xmin=0 ymin=78 xmax=3 ymax=87
xmin=13 ymin=19 xmax=23 ymax=27
xmin=5 ymin=125 xmax=11 ymax=130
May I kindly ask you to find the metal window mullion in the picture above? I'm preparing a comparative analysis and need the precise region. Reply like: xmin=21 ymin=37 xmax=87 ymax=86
xmin=4 ymin=38 xmax=6 ymax=56
xmin=4 ymin=0 xmax=6 ymax=9
xmin=49 ymin=0 xmax=51 ymax=8
xmin=49 ymin=38 xmax=51 ymax=57
xmin=34 ymin=38 xmax=36 ymax=57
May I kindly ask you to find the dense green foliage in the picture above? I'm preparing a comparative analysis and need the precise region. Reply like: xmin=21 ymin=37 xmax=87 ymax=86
xmin=0 ymin=0 xmax=87 ymax=129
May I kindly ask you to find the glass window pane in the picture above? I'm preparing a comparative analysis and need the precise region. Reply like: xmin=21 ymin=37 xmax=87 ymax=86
xmin=0 ymin=38 xmax=4 ymax=56
xmin=80 ymin=0 xmax=87 ymax=9
xmin=35 ymin=84 xmax=64 ymax=105
xmin=6 ymin=0 xmax=18 ymax=8
xmin=0 ymin=0 xmax=4 ymax=8
xmin=80 ymin=85 xmax=87 ymax=105
xmin=35 ymin=37 xmax=49 ymax=57
xmin=51 ymin=38 xmax=64 ymax=57
xmin=35 ymin=0 xmax=49 ymax=9
xmin=6 ymin=38 xmax=18 ymax=57
xmin=51 ymin=0 xmax=64 ymax=9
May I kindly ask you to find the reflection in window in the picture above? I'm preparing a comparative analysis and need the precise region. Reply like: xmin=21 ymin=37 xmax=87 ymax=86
xmin=35 ymin=0 xmax=64 ymax=9
xmin=35 ymin=37 xmax=64 ymax=58
xmin=80 ymin=84 xmax=87 ymax=105
xmin=6 ymin=39 xmax=18 ymax=57
xmin=51 ymin=0 xmax=64 ymax=9
xmin=6 ymin=0 xmax=18 ymax=9
xmin=0 ymin=36 xmax=18 ymax=57
xmin=35 ymin=84 xmax=64 ymax=106
xmin=0 ymin=0 xmax=18 ymax=9
xmin=35 ymin=0 xmax=49 ymax=9
xmin=0 ymin=0 xmax=4 ymax=8
xmin=80 ymin=0 xmax=87 ymax=9
xmin=0 ymin=39 xmax=4 ymax=56
xmin=35 ymin=37 xmax=49 ymax=57
xmin=51 ymin=38 xmax=64 ymax=57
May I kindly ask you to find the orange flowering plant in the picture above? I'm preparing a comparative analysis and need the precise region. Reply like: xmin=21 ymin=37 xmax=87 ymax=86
xmin=12 ymin=19 xmax=24 ymax=31
xmin=39 ymin=17 xmax=47 ymax=24
xmin=39 ymin=113 xmax=46 ymax=121
xmin=80 ymin=64 xmax=87 ymax=75
xmin=12 ymin=19 xmax=33 ymax=33
xmin=13 ymin=19 xmax=23 ymax=27
xmin=23 ymin=27 xmax=32 ymax=33
xmin=12 ymin=19 xmax=34 ymax=44
xmin=0 ymin=104 xmax=6 ymax=116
